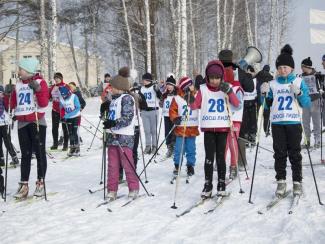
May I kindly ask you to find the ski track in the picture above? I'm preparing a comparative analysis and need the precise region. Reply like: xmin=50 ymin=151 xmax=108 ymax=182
xmin=0 ymin=97 xmax=324 ymax=244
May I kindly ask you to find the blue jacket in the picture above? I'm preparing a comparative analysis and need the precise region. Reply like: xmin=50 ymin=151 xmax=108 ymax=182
xmin=60 ymin=94 xmax=81 ymax=119
xmin=266 ymin=73 xmax=311 ymax=125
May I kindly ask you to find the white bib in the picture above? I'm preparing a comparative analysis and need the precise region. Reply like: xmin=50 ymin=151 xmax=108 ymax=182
xmin=303 ymin=75 xmax=318 ymax=95
xmin=244 ymin=78 xmax=257 ymax=101
xmin=270 ymin=77 xmax=302 ymax=123
xmin=200 ymin=84 xmax=230 ymax=128
xmin=15 ymin=82 xmax=36 ymax=116
xmin=174 ymin=96 xmax=199 ymax=127
xmin=108 ymin=94 xmax=135 ymax=136
xmin=60 ymin=94 xmax=80 ymax=118
xmin=141 ymin=86 xmax=159 ymax=108
xmin=162 ymin=95 xmax=174 ymax=117
xmin=230 ymin=86 xmax=244 ymax=122
xmin=51 ymin=86 xmax=60 ymax=102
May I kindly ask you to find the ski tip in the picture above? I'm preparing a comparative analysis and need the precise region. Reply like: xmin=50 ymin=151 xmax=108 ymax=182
xmin=81 ymin=208 xmax=85 ymax=212
xmin=107 ymin=208 xmax=112 ymax=212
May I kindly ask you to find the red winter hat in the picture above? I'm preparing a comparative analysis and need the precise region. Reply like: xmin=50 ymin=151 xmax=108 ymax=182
xmin=206 ymin=61 xmax=224 ymax=77
xmin=178 ymin=76 xmax=193 ymax=91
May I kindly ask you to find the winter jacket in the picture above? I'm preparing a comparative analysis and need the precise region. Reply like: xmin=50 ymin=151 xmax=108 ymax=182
xmin=60 ymin=94 xmax=81 ymax=119
xmin=301 ymin=69 xmax=322 ymax=101
xmin=73 ymin=89 xmax=86 ymax=110
xmin=169 ymin=89 xmax=200 ymax=137
xmin=49 ymin=81 xmax=70 ymax=113
xmin=7 ymin=74 xmax=49 ymax=122
xmin=266 ymin=72 xmax=311 ymax=125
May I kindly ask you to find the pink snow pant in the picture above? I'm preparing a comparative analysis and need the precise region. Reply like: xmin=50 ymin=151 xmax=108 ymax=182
xmin=107 ymin=145 xmax=139 ymax=192
xmin=225 ymin=122 xmax=241 ymax=167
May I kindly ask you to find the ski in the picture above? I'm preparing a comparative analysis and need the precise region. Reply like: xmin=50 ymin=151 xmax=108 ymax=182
xmin=120 ymin=194 xmax=146 ymax=208
xmin=288 ymin=195 xmax=300 ymax=214
xmin=257 ymin=190 xmax=292 ymax=214
xmin=14 ymin=192 xmax=58 ymax=204
xmin=204 ymin=192 xmax=231 ymax=214
xmin=89 ymin=180 xmax=126 ymax=194
xmin=96 ymin=194 xmax=125 ymax=208
xmin=176 ymin=195 xmax=216 ymax=218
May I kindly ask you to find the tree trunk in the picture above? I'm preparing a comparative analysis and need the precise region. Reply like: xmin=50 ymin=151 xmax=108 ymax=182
xmin=244 ymin=0 xmax=254 ymax=46
xmin=84 ymin=30 xmax=89 ymax=87
xmin=175 ymin=1 xmax=181 ymax=78
xmin=150 ymin=0 xmax=157 ymax=79
xmin=221 ymin=0 xmax=227 ymax=49
xmin=254 ymin=0 xmax=258 ymax=47
xmin=121 ymin=0 xmax=135 ymax=69
xmin=267 ymin=0 xmax=274 ymax=65
xmin=144 ymin=0 xmax=151 ymax=73
xmin=40 ymin=0 xmax=46 ymax=77
xmin=50 ymin=0 xmax=57 ymax=73
xmin=179 ymin=0 xmax=187 ymax=77
xmin=15 ymin=2 xmax=20 ymax=76
xmin=216 ymin=0 xmax=221 ymax=53
xmin=189 ymin=0 xmax=197 ymax=74
xmin=279 ymin=0 xmax=287 ymax=47
xmin=228 ymin=0 xmax=236 ymax=49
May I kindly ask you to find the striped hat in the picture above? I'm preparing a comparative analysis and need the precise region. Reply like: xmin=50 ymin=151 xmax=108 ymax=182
xmin=178 ymin=76 xmax=193 ymax=91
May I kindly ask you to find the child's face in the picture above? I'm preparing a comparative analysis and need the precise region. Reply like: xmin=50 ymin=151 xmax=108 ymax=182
xmin=277 ymin=65 xmax=293 ymax=77
xmin=143 ymin=79 xmax=151 ymax=86
xmin=209 ymin=76 xmax=222 ymax=88
xmin=18 ymin=68 xmax=32 ymax=80
xmin=166 ymin=84 xmax=174 ymax=92
xmin=55 ymin=78 xmax=62 ymax=84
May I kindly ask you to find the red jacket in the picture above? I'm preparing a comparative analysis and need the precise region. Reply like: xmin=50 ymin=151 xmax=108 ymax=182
xmin=6 ymin=74 xmax=49 ymax=122
xmin=49 ymin=81 xmax=70 ymax=112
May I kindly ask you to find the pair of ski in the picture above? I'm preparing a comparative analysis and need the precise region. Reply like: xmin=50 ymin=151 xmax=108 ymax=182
xmin=88 ymin=180 xmax=127 ymax=194
xmin=257 ymin=190 xmax=300 ymax=215
xmin=14 ymin=192 xmax=58 ymax=204
xmin=96 ymin=194 xmax=145 ymax=212
xmin=170 ymin=174 xmax=192 ymax=184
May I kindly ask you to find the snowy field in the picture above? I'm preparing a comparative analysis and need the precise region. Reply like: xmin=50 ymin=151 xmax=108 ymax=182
xmin=0 ymin=97 xmax=324 ymax=244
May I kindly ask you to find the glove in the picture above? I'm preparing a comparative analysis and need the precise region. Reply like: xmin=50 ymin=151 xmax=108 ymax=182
xmin=260 ymin=82 xmax=270 ymax=95
xmin=28 ymin=80 xmax=41 ymax=92
xmin=318 ymin=89 xmax=324 ymax=95
xmin=173 ymin=116 xmax=182 ymax=125
xmin=290 ymin=83 xmax=302 ymax=96
xmin=103 ymin=119 xmax=117 ymax=129
xmin=219 ymin=82 xmax=232 ymax=94
xmin=5 ymin=84 xmax=14 ymax=94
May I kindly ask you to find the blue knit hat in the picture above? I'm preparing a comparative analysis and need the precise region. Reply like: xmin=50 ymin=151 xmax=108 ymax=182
xmin=59 ymin=86 xmax=70 ymax=99
xmin=18 ymin=58 xmax=39 ymax=74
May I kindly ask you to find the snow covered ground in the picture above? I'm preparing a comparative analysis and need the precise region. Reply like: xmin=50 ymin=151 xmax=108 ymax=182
xmin=1 ymin=97 xmax=324 ymax=244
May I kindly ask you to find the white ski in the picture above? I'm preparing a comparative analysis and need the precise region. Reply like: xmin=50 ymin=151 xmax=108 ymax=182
xmin=204 ymin=192 xmax=231 ymax=214
xmin=288 ymin=195 xmax=300 ymax=214
xmin=257 ymin=190 xmax=292 ymax=215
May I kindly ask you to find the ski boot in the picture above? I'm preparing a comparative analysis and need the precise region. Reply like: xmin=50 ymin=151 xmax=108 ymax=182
xmin=229 ymin=166 xmax=237 ymax=180
xmin=106 ymin=191 xmax=117 ymax=201
xmin=128 ymin=189 xmax=139 ymax=199
xmin=62 ymin=142 xmax=69 ymax=151
xmin=58 ymin=136 xmax=64 ymax=146
xmin=151 ymin=146 xmax=157 ymax=155
xmin=217 ymin=179 xmax=227 ymax=196
xmin=173 ymin=164 xmax=179 ymax=176
xmin=14 ymin=182 xmax=29 ymax=199
xmin=33 ymin=180 xmax=45 ymax=197
xmin=275 ymin=180 xmax=286 ymax=197
xmin=50 ymin=144 xmax=58 ymax=150
xmin=187 ymin=165 xmax=195 ymax=177
xmin=293 ymin=181 xmax=302 ymax=196
xmin=165 ymin=144 xmax=173 ymax=158
xmin=10 ymin=156 xmax=19 ymax=167
xmin=67 ymin=146 xmax=75 ymax=157
xmin=301 ymin=140 xmax=310 ymax=149
xmin=144 ymin=146 xmax=151 ymax=154
xmin=73 ymin=146 xmax=80 ymax=156
xmin=201 ymin=180 xmax=213 ymax=199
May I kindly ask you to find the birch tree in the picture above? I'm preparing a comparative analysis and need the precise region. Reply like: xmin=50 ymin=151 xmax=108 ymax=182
xmin=144 ymin=0 xmax=151 ymax=73
xmin=179 ymin=0 xmax=187 ymax=77
xmin=40 ymin=0 xmax=46 ymax=76
xmin=121 ymin=0 xmax=135 ymax=69
xmin=228 ymin=0 xmax=236 ymax=49
xmin=216 ymin=0 xmax=221 ymax=53
xmin=50 ymin=0 xmax=57 ymax=78
xmin=244 ymin=0 xmax=254 ymax=46
xmin=189 ymin=0 xmax=197 ymax=72
xmin=267 ymin=0 xmax=274 ymax=65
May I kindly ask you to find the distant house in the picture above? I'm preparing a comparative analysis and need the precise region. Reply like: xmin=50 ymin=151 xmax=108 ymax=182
xmin=0 ymin=36 xmax=103 ymax=87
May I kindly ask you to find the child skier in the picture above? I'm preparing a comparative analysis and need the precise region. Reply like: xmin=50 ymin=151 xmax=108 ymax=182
xmin=0 ymin=85 xmax=19 ymax=166
xmin=103 ymin=67 xmax=139 ymax=200
xmin=261 ymin=44 xmax=311 ymax=197
xmin=190 ymin=60 xmax=240 ymax=198
xmin=223 ymin=67 xmax=244 ymax=179
xmin=140 ymin=72 xmax=162 ymax=154
xmin=5 ymin=58 xmax=49 ymax=199
xmin=169 ymin=77 xmax=199 ymax=178
xmin=49 ymin=72 xmax=70 ymax=151
xmin=161 ymin=75 xmax=177 ymax=159
xmin=59 ymin=86 xmax=81 ymax=156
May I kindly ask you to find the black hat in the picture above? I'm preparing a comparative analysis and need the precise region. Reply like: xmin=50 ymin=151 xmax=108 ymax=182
xmin=166 ymin=75 xmax=176 ymax=86
xmin=54 ymin=72 xmax=63 ymax=80
xmin=247 ymin=65 xmax=255 ymax=73
xmin=262 ymin=65 xmax=270 ymax=72
xmin=218 ymin=49 xmax=233 ymax=63
xmin=104 ymin=73 xmax=111 ymax=78
xmin=275 ymin=44 xmax=295 ymax=69
xmin=142 ymin=72 xmax=153 ymax=82
xmin=301 ymin=57 xmax=313 ymax=68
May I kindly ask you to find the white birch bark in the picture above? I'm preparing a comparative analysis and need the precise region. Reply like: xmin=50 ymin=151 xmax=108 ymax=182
xmin=216 ymin=0 xmax=221 ymax=53
xmin=221 ymin=0 xmax=227 ymax=49
xmin=144 ymin=0 xmax=151 ymax=72
xmin=267 ymin=0 xmax=274 ymax=65
xmin=279 ymin=0 xmax=287 ymax=47
xmin=40 ymin=0 xmax=46 ymax=76
xmin=254 ymin=0 xmax=258 ymax=47
xmin=244 ymin=0 xmax=253 ymax=46
xmin=175 ymin=1 xmax=181 ymax=78
xmin=169 ymin=0 xmax=178 ymax=76
xmin=50 ymin=0 xmax=57 ymax=73
xmin=228 ymin=0 xmax=236 ymax=49
xmin=15 ymin=2 xmax=20 ymax=75
xmin=121 ymin=0 xmax=135 ymax=69
xmin=189 ymin=0 xmax=197 ymax=72
xmin=179 ymin=0 xmax=187 ymax=77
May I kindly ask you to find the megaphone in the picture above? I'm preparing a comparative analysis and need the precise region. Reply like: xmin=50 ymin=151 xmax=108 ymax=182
xmin=238 ymin=46 xmax=262 ymax=71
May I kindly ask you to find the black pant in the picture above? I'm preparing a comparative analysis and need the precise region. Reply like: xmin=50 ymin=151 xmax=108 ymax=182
xmin=164 ymin=116 xmax=175 ymax=146
xmin=0 ymin=125 xmax=17 ymax=159
xmin=18 ymin=123 xmax=47 ymax=181
xmin=52 ymin=110 xmax=69 ymax=146
xmin=263 ymin=109 xmax=270 ymax=134
xmin=66 ymin=117 xmax=79 ymax=146
xmin=242 ymin=101 xmax=257 ymax=137
xmin=272 ymin=124 xmax=302 ymax=182
xmin=204 ymin=132 xmax=228 ymax=182
xmin=133 ymin=126 xmax=140 ymax=167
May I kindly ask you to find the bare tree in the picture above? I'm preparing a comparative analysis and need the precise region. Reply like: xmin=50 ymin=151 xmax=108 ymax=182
xmin=40 ymin=0 xmax=46 ymax=75
xmin=179 ymin=0 xmax=187 ymax=77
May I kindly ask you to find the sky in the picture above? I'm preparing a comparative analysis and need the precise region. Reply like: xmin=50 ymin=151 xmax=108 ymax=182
xmin=291 ymin=0 xmax=325 ymax=72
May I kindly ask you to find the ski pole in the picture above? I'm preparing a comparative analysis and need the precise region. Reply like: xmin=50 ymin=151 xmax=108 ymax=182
xmin=292 ymin=93 xmax=323 ymax=205
xmin=154 ymin=114 xmax=163 ymax=162
xmin=248 ymin=97 xmax=265 ymax=204
xmin=80 ymin=124 xmax=102 ymax=139
xmin=171 ymin=92 xmax=191 ymax=209
xmin=87 ymin=117 xmax=102 ymax=151
xmin=81 ymin=114 xmax=103 ymax=134
xmin=108 ymin=129 xmax=153 ymax=197
xmin=225 ymin=96 xmax=245 ymax=193
xmin=102 ymin=112 xmax=107 ymax=199
xmin=139 ymin=124 xmax=177 ymax=177
xmin=238 ymin=137 xmax=274 ymax=154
